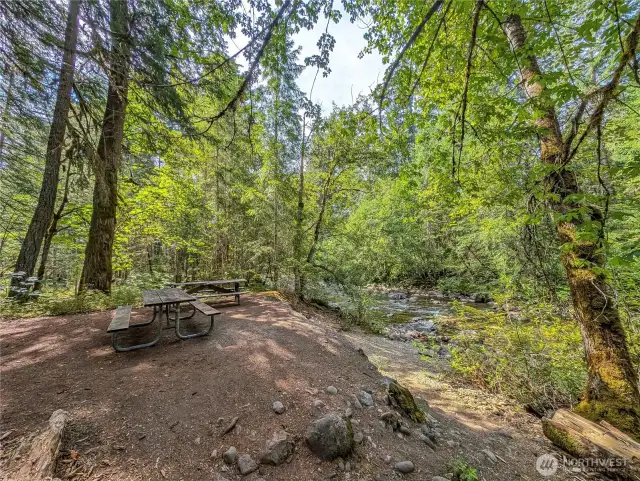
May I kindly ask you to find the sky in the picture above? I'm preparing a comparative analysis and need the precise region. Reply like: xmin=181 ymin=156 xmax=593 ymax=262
xmin=231 ymin=8 xmax=385 ymax=111
xmin=294 ymin=12 xmax=385 ymax=110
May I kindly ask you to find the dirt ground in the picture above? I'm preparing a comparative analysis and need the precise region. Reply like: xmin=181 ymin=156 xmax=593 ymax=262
xmin=1 ymin=293 xmax=597 ymax=480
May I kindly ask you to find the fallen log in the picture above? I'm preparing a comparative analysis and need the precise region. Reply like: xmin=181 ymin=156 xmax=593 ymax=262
xmin=542 ymin=409 xmax=640 ymax=480
xmin=7 ymin=409 xmax=68 ymax=480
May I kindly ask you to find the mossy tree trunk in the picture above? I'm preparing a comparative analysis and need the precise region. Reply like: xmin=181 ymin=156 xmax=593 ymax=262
xmin=80 ymin=0 xmax=131 ymax=294
xmin=503 ymin=13 xmax=640 ymax=438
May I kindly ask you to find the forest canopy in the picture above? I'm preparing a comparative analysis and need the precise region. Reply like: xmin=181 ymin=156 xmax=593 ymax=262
xmin=1 ymin=0 xmax=639 ymax=438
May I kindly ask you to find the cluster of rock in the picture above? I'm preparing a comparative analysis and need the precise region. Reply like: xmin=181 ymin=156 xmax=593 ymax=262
xmin=214 ymin=370 xmax=445 ymax=479
xmin=384 ymin=318 xmax=437 ymax=342
xmin=219 ymin=427 xmax=295 ymax=478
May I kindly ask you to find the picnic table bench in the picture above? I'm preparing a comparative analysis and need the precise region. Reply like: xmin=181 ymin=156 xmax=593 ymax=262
xmin=107 ymin=287 xmax=220 ymax=352
xmin=168 ymin=279 xmax=248 ymax=304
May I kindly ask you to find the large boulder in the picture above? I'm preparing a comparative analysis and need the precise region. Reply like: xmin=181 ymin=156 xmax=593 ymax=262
xmin=260 ymin=430 xmax=295 ymax=466
xmin=305 ymin=413 xmax=354 ymax=460
xmin=388 ymin=379 xmax=427 ymax=423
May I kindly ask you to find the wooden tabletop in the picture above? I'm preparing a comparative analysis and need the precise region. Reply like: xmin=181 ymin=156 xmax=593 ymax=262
xmin=169 ymin=279 xmax=246 ymax=287
xmin=142 ymin=288 xmax=196 ymax=306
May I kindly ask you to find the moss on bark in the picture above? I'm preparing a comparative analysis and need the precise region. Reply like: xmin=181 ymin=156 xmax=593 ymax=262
xmin=388 ymin=380 xmax=427 ymax=424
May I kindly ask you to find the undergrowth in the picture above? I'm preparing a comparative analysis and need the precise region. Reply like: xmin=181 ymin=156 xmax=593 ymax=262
xmin=447 ymin=299 xmax=586 ymax=413
xmin=0 ymin=284 xmax=143 ymax=319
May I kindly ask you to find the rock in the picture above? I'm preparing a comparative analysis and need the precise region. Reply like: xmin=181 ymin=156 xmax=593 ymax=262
xmin=389 ymin=292 xmax=408 ymax=300
xmin=381 ymin=411 xmax=399 ymax=422
xmin=394 ymin=461 xmax=415 ymax=474
xmin=237 ymin=454 xmax=258 ymax=475
xmin=387 ymin=380 xmax=426 ymax=423
xmin=210 ymin=449 xmax=218 ymax=459
xmin=223 ymin=446 xmax=237 ymax=465
xmin=420 ymin=425 xmax=438 ymax=441
xmin=357 ymin=390 xmax=374 ymax=407
xmin=384 ymin=319 xmax=438 ymax=342
xmin=326 ymin=386 xmax=338 ymax=395
xmin=418 ymin=433 xmax=436 ymax=450
xmin=337 ymin=458 xmax=345 ymax=471
xmin=349 ymin=394 xmax=363 ymax=409
xmin=384 ymin=455 xmax=392 ymax=464
xmin=214 ymin=475 xmax=230 ymax=481
xmin=313 ymin=399 xmax=325 ymax=414
xmin=495 ymin=428 xmax=513 ymax=439
xmin=482 ymin=449 xmax=497 ymax=463
xmin=353 ymin=432 xmax=364 ymax=444
xmin=345 ymin=407 xmax=353 ymax=418
xmin=305 ymin=413 xmax=354 ymax=460
xmin=260 ymin=430 xmax=295 ymax=466
xmin=272 ymin=401 xmax=285 ymax=414
xmin=345 ymin=461 xmax=351 ymax=472
xmin=194 ymin=436 xmax=201 ymax=445
xmin=399 ymin=424 xmax=411 ymax=436
xmin=432 ymin=477 xmax=450 ymax=481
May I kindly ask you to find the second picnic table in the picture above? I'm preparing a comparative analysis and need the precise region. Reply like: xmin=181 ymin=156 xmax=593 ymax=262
xmin=168 ymin=279 xmax=248 ymax=304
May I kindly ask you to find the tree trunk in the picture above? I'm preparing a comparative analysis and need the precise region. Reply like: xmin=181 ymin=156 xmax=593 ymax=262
xmin=11 ymin=0 xmax=79 ymax=289
xmin=294 ymin=124 xmax=305 ymax=298
xmin=80 ymin=0 xmax=130 ymax=294
xmin=0 ymin=62 xmax=15 ymax=164
xmin=34 ymin=161 xmax=73 ymax=291
xmin=503 ymin=14 xmax=640 ymax=438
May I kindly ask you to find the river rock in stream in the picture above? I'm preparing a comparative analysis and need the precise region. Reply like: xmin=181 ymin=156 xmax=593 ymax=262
xmin=384 ymin=318 xmax=437 ymax=342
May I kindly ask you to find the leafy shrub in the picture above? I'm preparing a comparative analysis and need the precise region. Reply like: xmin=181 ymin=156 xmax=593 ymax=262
xmin=452 ymin=459 xmax=478 ymax=481
xmin=448 ymin=301 xmax=586 ymax=413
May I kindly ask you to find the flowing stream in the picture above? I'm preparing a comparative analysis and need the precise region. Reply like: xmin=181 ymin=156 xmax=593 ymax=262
xmin=311 ymin=284 xmax=495 ymax=337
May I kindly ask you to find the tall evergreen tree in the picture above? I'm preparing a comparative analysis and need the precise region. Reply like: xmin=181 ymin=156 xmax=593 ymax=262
xmin=11 ymin=0 xmax=80 ymax=288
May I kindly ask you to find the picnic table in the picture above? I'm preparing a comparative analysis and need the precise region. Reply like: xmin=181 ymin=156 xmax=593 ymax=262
xmin=107 ymin=287 xmax=220 ymax=352
xmin=168 ymin=279 xmax=248 ymax=304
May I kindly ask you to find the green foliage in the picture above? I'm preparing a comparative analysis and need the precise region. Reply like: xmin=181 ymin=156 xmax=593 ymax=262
xmin=452 ymin=459 xmax=478 ymax=481
xmin=448 ymin=303 xmax=586 ymax=412
xmin=0 ymin=283 xmax=143 ymax=319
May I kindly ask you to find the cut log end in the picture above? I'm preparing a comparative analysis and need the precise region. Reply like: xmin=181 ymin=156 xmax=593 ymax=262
xmin=542 ymin=409 xmax=640 ymax=481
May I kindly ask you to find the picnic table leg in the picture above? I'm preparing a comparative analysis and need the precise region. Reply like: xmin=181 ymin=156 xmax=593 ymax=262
xmin=174 ymin=302 xmax=215 ymax=340
xmin=112 ymin=309 xmax=163 ymax=352
xmin=235 ymin=282 xmax=240 ymax=304
xmin=167 ymin=303 xmax=196 ymax=321
xmin=128 ymin=305 xmax=158 ymax=328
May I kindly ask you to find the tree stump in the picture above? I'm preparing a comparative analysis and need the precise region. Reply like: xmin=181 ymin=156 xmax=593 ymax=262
xmin=542 ymin=409 xmax=640 ymax=480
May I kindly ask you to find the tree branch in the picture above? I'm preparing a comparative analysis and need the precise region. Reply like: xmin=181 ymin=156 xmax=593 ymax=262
xmin=378 ymin=0 xmax=444 ymax=109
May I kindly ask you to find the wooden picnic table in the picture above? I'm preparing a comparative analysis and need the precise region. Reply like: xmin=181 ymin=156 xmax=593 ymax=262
xmin=168 ymin=279 xmax=248 ymax=304
xmin=107 ymin=288 xmax=219 ymax=352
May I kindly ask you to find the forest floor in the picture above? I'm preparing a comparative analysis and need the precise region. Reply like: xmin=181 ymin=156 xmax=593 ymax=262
xmin=0 ymin=293 xmax=601 ymax=481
